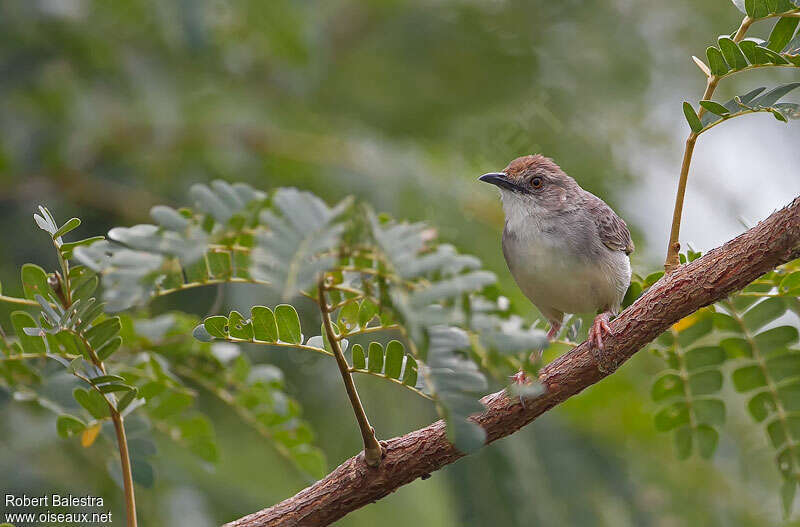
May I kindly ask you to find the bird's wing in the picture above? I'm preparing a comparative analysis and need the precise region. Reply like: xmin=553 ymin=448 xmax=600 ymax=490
xmin=587 ymin=195 xmax=635 ymax=255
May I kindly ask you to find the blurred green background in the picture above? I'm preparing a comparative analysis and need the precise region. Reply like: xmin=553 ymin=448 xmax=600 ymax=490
xmin=1 ymin=0 xmax=800 ymax=525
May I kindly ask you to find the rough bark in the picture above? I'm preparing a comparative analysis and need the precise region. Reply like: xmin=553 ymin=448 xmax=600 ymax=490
xmin=226 ymin=196 xmax=800 ymax=527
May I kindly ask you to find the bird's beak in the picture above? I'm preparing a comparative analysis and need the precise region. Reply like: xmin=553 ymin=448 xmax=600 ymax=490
xmin=479 ymin=172 xmax=519 ymax=192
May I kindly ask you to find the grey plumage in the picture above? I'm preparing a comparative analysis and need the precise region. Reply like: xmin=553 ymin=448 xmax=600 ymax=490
xmin=481 ymin=154 xmax=633 ymax=347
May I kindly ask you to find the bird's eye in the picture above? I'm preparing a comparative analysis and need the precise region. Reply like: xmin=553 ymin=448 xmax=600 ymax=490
xmin=531 ymin=177 xmax=543 ymax=189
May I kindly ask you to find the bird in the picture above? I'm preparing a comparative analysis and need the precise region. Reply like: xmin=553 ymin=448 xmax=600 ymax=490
xmin=479 ymin=154 xmax=634 ymax=370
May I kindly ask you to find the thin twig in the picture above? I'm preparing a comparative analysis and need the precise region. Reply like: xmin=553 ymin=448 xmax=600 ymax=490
xmin=319 ymin=275 xmax=384 ymax=467
xmin=664 ymin=15 xmax=753 ymax=272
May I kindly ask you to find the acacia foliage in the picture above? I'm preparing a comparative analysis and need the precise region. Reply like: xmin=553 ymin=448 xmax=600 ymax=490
xmin=0 ymin=179 xmax=545 ymax=494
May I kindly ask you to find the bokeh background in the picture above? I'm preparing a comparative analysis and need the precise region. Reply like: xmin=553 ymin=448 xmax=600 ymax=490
xmin=1 ymin=1 xmax=800 ymax=526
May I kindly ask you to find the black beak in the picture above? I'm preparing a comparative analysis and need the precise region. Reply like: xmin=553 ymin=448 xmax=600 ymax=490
xmin=479 ymin=172 xmax=519 ymax=192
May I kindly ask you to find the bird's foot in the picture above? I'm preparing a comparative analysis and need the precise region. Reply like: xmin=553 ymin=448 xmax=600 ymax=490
xmin=588 ymin=312 xmax=615 ymax=373
xmin=546 ymin=322 xmax=561 ymax=341
xmin=510 ymin=370 xmax=529 ymax=385
xmin=509 ymin=370 xmax=532 ymax=408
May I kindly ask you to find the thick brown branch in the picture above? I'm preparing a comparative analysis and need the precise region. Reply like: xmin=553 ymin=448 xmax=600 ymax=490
xmin=226 ymin=196 xmax=800 ymax=527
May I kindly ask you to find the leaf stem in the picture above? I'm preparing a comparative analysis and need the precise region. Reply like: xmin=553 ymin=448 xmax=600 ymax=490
xmin=338 ymin=324 xmax=401 ymax=341
xmin=111 ymin=413 xmax=137 ymax=527
xmin=78 ymin=333 xmax=137 ymax=527
xmin=726 ymin=301 xmax=799 ymax=480
xmin=319 ymin=276 xmax=383 ymax=467
xmin=665 ymin=15 xmax=753 ymax=272
xmin=348 ymin=368 xmax=432 ymax=400
xmin=0 ymin=294 xmax=41 ymax=307
xmin=207 ymin=336 xmax=333 ymax=356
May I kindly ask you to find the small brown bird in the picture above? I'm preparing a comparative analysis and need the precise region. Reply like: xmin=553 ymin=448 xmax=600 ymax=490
xmin=479 ymin=155 xmax=634 ymax=363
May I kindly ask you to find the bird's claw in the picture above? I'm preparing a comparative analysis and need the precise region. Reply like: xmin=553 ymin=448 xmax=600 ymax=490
xmin=510 ymin=370 xmax=529 ymax=385
xmin=588 ymin=312 xmax=615 ymax=373
xmin=510 ymin=370 xmax=530 ymax=408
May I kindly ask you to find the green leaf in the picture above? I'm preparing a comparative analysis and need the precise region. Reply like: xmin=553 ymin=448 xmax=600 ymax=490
xmin=693 ymin=399 xmax=725 ymax=425
xmin=275 ymin=305 xmax=302 ymax=344
xmin=721 ymin=337 xmax=752 ymax=358
xmin=11 ymin=311 xmax=46 ymax=354
xmin=751 ymin=82 xmax=800 ymax=107
xmin=699 ymin=100 xmax=731 ymax=116
xmin=251 ymin=189 xmax=351 ymax=300
xmin=96 ymin=336 xmax=122 ymax=361
xmin=733 ymin=365 xmax=767 ymax=391
xmin=85 ymin=317 xmax=121 ymax=349
xmin=337 ymin=301 xmax=359 ymax=332
xmin=368 ymin=342 xmax=384 ymax=373
xmin=756 ymin=45 xmax=791 ymax=64
xmin=228 ymin=311 xmax=253 ymax=339
xmin=677 ymin=312 xmax=714 ymax=347
xmin=782 ymin=479 xmax=797 ymax=518
xmin=767 ymin=420 xmax=790 ymax=447
xmin=207 ymin=251 xmax=232 ymax=279
xmin=204 ymin=316 xmax=229 ymax=338
xmin=683 ymin=102 xmax=703 ymax=132
xmin=358 ymin=299 xmax=379 ymax=327
xmin=739 ymin=39 xmax=767 ymax=63
xmin=99 ymin=383 xmax=135 ymax=394
xmin=652 ymin=373 xmax=684 ymax=402
xmin=755 ymin=326 xmax=798 ymax=353
xmin=706 ymin=46 xmax=730 ymax=75
xmin=744 ymin=298 xmax=786 ymax=332
xmin=718 ymin=37 xmax=749 ymax=69
xmin=150 ymin=392 xmax=193 ymax=419
xmin=90 ymin=374 xmax=126 ymax=385
xmin=193 ymin=324 xmax=213 ymax=342
xmin=410 ymin=271 xmax=496 ymax=307
xmin=352 ymin=344 xmax=366 ymax=369
xmin=150 ymin=205 xmax=189 ymax=231
xmin=60 ymin=236 xmax=105 ymax=258
xmin=403 ymin=357 xmax=418 ymax=386
xmin=56 ymin=414 xmax=86 ymax=438
xmin=33 ymin=206 xmax=57 ymax=234
xmin=72 ymin=275 xmax=98 ymax=302
xmin=52 ymin=217 xmax=81 ymax=240
xmin=688 ymin=370 xmax=723 ymax=396
xmin=695 ymin=425 xmax=718 ymax=458
xmin=73 ymin=387 xmax=109 ymax=420
xmin=291 ymin=448 xmax=327 ymax=479
xmin=767 ymin=353 xmax=800 ymax=382
xmin=384 ymin=340 xmax=404 ymax=378
xmin=132 ymin=459 xmax=154 ymax=488
xmin=116 ymin=389 xmax=138 ymax=413
xmin=251 ymin=306 xmax=278 ymax=342
xmin=655 ymin=402 xmax=690 ymax=431
xmin=731 ymin=0 xmax=748 ymax=12
xmin=685 ymin=346 xmax=727 ymax=370
xmin=643 ymin=271 xmax=664 ymax=287
xmin=779 ymin=381 xmax=800 ymax=411
xmin=768 ymin=17 xmax=800 ymax=51
xmin=674 ymin=426 xmax=692 ymax=459
xmin=21 ymin=263 xmax=52 ymax=300
xmin=748 ymin=392 xmax=776 ymax=422
xmin=746 ymin=0 xmax=770 ymax=17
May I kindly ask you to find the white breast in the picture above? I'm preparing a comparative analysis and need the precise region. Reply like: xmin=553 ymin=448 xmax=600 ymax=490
xmin=501 ymin=196 xmax=631 ymax=319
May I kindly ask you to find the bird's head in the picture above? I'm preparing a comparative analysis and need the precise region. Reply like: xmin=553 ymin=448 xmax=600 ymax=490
xmin=479 ymin=155 xmax=580 ymax=218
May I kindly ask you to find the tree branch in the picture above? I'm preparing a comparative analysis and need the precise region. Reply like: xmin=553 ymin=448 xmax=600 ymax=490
xmin=226 ymin=196 xmax=800 ymax=527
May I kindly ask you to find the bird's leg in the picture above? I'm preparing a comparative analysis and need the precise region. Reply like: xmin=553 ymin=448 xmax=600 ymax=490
xmin=513 ymin=320 xmax=561 ymax=385
xmin=588 ymin=311 xmax=615 ymax=372
xmin=510 ymin=371 xmax=529 ymax=385
xmin=546 ymin=320 xmax=562 ymax=341
xmin=512 ymin=319 xmax=561 ymax=385
xmin=588 ymin=312 xmax=611 ymax=350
